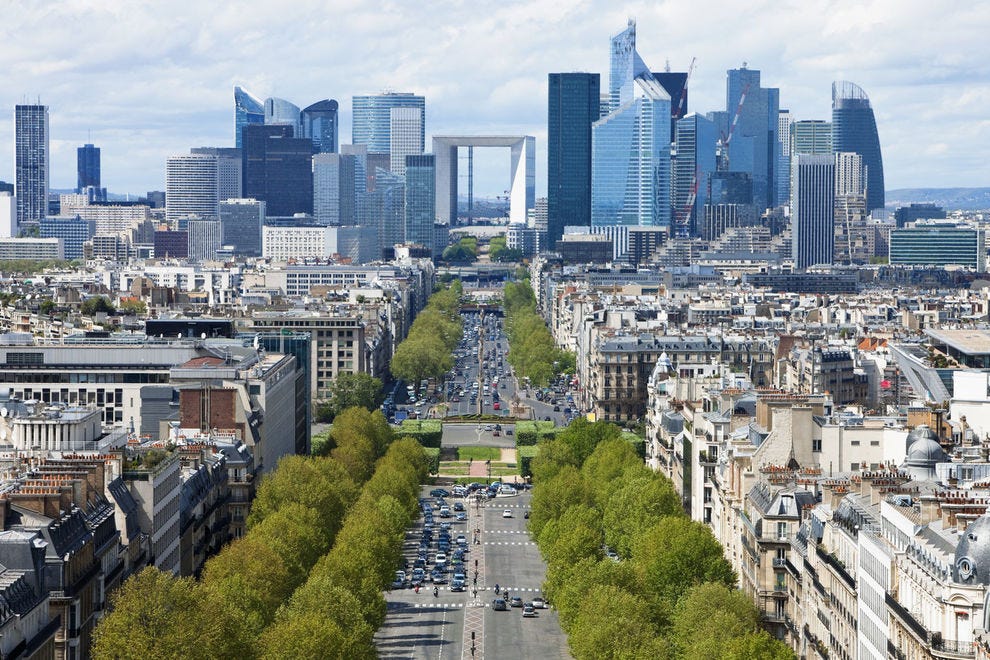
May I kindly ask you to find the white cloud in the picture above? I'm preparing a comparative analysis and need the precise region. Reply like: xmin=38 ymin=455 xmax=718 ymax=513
xmin=0 ymin=0 xmax=984 ymax=195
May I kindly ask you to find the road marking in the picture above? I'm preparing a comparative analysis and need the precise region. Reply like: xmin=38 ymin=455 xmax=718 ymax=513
xmin=437 ymin=604 xmax=448 ymax=660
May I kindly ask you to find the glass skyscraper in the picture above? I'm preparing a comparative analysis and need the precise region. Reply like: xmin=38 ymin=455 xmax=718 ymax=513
xmin=724 ymin=67 xmax=779 ymax=210
xmin=77 ymin=143 xmax=101 ymax=195
xmin=234 ymin=86 xmax=264 ymax=149
xmin=313 ymin=153 xmax=356 ymax=226
xmin=15 ymin=104 xmax=49 ymax=228
xmin=264 ymin=97 xmax=303 ymax=138
xmin=219 ymin=198 xmax=265 ymax=257
xmin=352 ymin=92 xmax=425 ymax=155
xmin=791 ymin=153 xmax=835 ymax=269
xmin=301 ymin=99 xmax=339 ymax=154
xmin=548 ymin=72 xmax=600 ymax=247
xmin=832 ymin=81 xmax=885 ymax=212
xmin=673 ymin=113 xmax=718 ymax=236
xmin=404 ymin=155 xmax=435 ymax=255
xmin=592 ymin=94 xmax=671 ymax=228
xmin=241 ymin=124 xmax=313 ymax=217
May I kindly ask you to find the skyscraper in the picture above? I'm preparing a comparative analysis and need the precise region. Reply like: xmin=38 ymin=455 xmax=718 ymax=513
xmin=791 ymin=120 xmax=832 ymax=155
xmin=241 ymin=124 xmax=313 ymax=217
xmin=593 ymin=24 xmax=671 ymax=230
xmin=264 ymin=97 xmax=303 ymax=138
xmin=791 ymin=153 xmax=835 ymax=269
xmin=190 ymin=147 xmax=242 ymax=201
xmin=15 ymin=104 xmax=49 ymax=228
xmin=776 ymin=110 xmax=792 ymax=207
xmin=352 ymin=92 xmax=425 ymax=155
xmin=835 ymin=151 xmax=866 ymax=196
xmin=301 ymin=100 xmax=339 ymax=154
xmin=548 ymin=72 xmax=600 ymax=247
xmin=404 ymin=155 xmax=435 ymax=255
xmin=313 ymin=153 xmax=356 ymax=226
xmin=234 ymin=86 xmax=264 ymax=149
xmin=77 ymin=143 xmax=101 ymax=194
xmin=832 ymin=81 xmax=885 ymax=212
xmin=390 ymin=107 xmax=424 ymax=176
xmin=219 ymin=198 xmax=265 ymax=257
xmin=186 ymin=217 xmax=221 ymax=261
xmin=672 ymin=113 xmax=718 ymax=236
xmin=724 ymin=66 xmax=779 ymax=210
xmin=165 ymin=154 xmax=219 ymax=224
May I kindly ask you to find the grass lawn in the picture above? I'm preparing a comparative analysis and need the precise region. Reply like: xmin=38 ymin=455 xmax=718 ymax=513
xmin=457 ymin=446 xmax=501 ymax=461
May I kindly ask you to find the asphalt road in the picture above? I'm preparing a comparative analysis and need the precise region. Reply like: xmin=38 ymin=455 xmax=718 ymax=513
xmin=375 ymin=488 xmax=571 ymax=659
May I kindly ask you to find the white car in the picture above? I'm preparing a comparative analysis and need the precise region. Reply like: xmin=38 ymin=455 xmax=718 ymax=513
xmin=502 ymin=510 xmax=513 ymax=518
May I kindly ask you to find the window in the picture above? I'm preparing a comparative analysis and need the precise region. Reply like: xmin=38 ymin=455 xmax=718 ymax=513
xmin=812 ymin=439 xmax=822 ymax=452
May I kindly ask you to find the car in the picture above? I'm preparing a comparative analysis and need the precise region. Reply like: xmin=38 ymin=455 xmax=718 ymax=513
xmin=435 ymin=553 xmax=447 ymax=564
xmin=450 ymin=579 xmax=466 ymax=592
xmin=532 ymin=596 xmax=546 ymax=609
xmin=506 ymin=428 xmax=514 ymax=436
xmin=492 ymin=598 xmax=508 ymax=611
xmin=431 ymin=571 xmax=448 ymax=585
xmin=439 ymin=506 xmax=452 ymax=517
xmin=430 ymin=488 xmax=450 ymax=497
xmin=455 ymin=535 xmax=467 ymax=545
xmin=523 ymin=604 xmax=537 ymax=617
xmin=493 ymin=402 xmax=501 ymax=410
xmin=510 ymin=596 xmax=524 ymax=608
xmin=455 ymin=512 xmax=468 ymax=521
xmin=553 ymin=405 xmax=561 ymax=412
xmin=502 ymin=509 xmax=513 ymax=518
xmin=453 ymin=501 xmax=465 ymax=512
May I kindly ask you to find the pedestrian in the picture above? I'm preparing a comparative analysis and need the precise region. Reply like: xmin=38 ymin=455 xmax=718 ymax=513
xmin=434 ymin=586 xmax=439 ymax=598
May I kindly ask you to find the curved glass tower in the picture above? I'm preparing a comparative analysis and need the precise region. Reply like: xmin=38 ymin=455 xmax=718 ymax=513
xmin=264 ymin=97 xmax=303 ymax=137
xmin=234 ymin=86 xmax=264 ymax=149
xmin=832 ymin=81 xmax=884 ymax=212
xmin=301 ymin=99 xmax=339 ymax=154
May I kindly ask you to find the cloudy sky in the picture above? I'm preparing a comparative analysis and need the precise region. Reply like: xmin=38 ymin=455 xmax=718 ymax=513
xmin=0 ymin=0 xmax=986 ymax=198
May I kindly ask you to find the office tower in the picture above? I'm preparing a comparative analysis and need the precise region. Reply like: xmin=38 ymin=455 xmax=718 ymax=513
xmin=301 ymin=100 xmax=339 ymax=154
xmin=791 ymin=154 xmax=835 ymax=268
xmin=890 ymin=227 xmax=985 ymax=271
xmin=361 ymin=167 xmax=404 ymax=259
xmin=241 ymin=124 xmax=313 ymax=217
xmin=186 ymin=218 xmax=221 ymax=261
xmin=234 ymin=86 xmax=265 ymax=149
xmin=894 ymin=203 xmax=946 ymax=228
xmin=15 ymin=104 xmax=49 ymax=228
xmin=655 ymin=71 xmax=689 ymax=137
xmin=724 ymin=66 xmax=779 ymax=210
xmin=154 ymin=230 xmax=188 ymax=258
xmin=220 ymin=198 xmax=265 ymax=256
xmin=592 ymin=95 xmax=671 ymax=228
xmin=404 ymin=155 xmax=435 ymax=255
xmin=77 ymin=143 xmax=102 ymax=198
xmin=190 ymin=147 xmax=242 ymax=201
xmin=835 ymin=152 xmax=866 ymax=196
xmin=672 ymin=113 xmax=718 ymax=236
xmin=548 ymin=72 xmax=600 ymax=247
xmin=264 ymin=97 xmax=303 ymax=137
xmin=366 ymin=153 xmax=390 ymax=190
xmin=341 ymin=144 xmax=369 ymax=197
xmin=351 ymin=92 xmax=425 ymax=154
xmin=776 ymin=110 xmax=792 ymax=207
xmin=165 ymin=154 xmax=219 ymax=225
xmin=313 ymin=153 xmax=356 ymax=225
xmin=145 ymin=191 xmax=166 ymax=209
xmin=791 ymin=120 xmax=832 ymax=155
xmin=390 ymin=107 xmax=424 ymax=176
xmin=593 ymin=22 xmax=671 ymax=229
xmin=0 ymin=193 xmax=15 ymax=237
xmin=832 ymin=81 xmax=884 ymax=212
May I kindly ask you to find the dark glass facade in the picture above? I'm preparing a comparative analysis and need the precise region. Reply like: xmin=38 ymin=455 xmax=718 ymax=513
xmin=301 ymin=99 xmax=339 ymax=154
xmin=234 ymin=86 xmax=265 ymax=149
xmin=77 ymin=143 xmax=101 ymax=193
xmin=832 ymin=81 xmax=885 ymax=212
xmin=241 ymin=124 xmax=313 ymax=217
xmin=404 ymin=155 xmax=435 ymax=255
xmin=548 ymin=72 xmax=600 ymax=247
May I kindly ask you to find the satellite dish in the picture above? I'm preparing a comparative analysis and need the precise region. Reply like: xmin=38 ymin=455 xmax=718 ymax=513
xmin=201 ymin=332 xmax=207 ymax=339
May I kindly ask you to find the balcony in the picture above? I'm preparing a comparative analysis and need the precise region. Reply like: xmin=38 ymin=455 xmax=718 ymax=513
xmin=931 ymin=637 xmax=975 ymax=659
xmin=816 ymin=545 xmax=855 ymax=589
xmin=773 ymin=558 xmax=788 ymax=568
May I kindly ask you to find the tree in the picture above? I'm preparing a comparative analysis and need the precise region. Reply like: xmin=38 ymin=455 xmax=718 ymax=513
xmin=249 ymin=503 xmax=332 ymax=589
xmin=39 ymin=298 xmax=57 ymax=315
xmin=528 ymin=465 xmax=589 ymax=540
xmin=323 ymin=373 xmax=384 ymax=421
xmin=258 ymin=608 xmax=376 ymax=660
xmin=247 ymin=455 xmax=354 ymax=536
xmin=723 ymin=631 xmax=795 ymax=660
xmin=581 ymin=437 xmax=645 ymax=507
xmin=557 ymin=417 xmax=622 ymax=466
xmin=544 ymin=556 xmax=641 ymax=631
xmin=603 ymin=473 xmax=682 ymax=557
xmin=542 ymin=505 xmax=604 ymax=571
xmin=118 ymin=298 xmax=148 ymax=315
xmin=668 ymin=582 xmax=762 ymax=659
xmin=567 ymin=585 xmax=659 ymax=660
xmin=631 ymin=517 xmax=737 ymax=611
xmin=92 ymin=567 xmax=225 ymax=659
xmin=81 ymin=295 xmax=115 ymax=315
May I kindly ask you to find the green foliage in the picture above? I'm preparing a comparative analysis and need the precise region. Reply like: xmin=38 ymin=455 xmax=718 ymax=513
xmin=489 ymin=235 xmax=523 ymax=262
xmin=514 ymin=420 xmax=558 ymax=446
xmin=329 ymin=408 xmax=394 ymax=483
xmin=247 ymin=455 xmax=356 ymax=533
xmin=0 ymin=258 xmax=67 ymax=274
xmin=502 ymin=280 xmax=571 ymax=386
xmin=441 ymin=238 xmax=478 ymax=263
xmin=39 ymin=298 xmax=57 ymax=315
xmin=118 ymin=298 xmax=148 ymax=315
xmin=668 ymin=582 xmax=762 ymax=659
xmin=395 ymin=419 xmax=443 ymax=448
xmin=423 ymin=446 xmax=441 ymax=474
xmin=517 ymin=444 xmax=539 ymax=477
xmin=603 ymin=474 xmax=682 ymax=558
xmin=81 ymin=295 xmax=116 ymax=315
xmin=390 ymin=283 xmax=463 ymax=384
xmin=322 ymin=373 xmax=384 ymax=421
xmin=567 ymin=585 xmax=659 ymax=660
xmin=557 ymin=417 xmax=622 ymax=467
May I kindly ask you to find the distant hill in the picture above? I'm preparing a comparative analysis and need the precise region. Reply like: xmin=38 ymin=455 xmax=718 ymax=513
xmin=886 ymin=188 xmax=990 ymax=211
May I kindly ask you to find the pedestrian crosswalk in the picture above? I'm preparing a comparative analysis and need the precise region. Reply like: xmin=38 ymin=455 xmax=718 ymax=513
xmin=487 ymin=529 xmax=529 ymax=534
xmin=485 ymin=541 xmax=536 ymax=546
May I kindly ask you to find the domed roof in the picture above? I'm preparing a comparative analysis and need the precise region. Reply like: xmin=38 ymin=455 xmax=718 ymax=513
xmin=955 ymin=514 xmax=990 ymax=585
xmin=906 ymin=425 xmax=938 ymax=452
xmin=904 ymin=435 xmax=948 ymax=467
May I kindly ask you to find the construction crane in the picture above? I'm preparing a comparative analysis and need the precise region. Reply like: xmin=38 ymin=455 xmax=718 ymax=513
xmin=673 ymin=57 xmax=696 ymax=120
xmin=672 ymin=165 xmax=701 ymax=237
xmin=716 ymin=82 xmax=750 ymax=171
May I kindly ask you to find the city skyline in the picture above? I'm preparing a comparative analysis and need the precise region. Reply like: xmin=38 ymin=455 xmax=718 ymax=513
xmin=0 ymin=1 xmax=985 ymax=198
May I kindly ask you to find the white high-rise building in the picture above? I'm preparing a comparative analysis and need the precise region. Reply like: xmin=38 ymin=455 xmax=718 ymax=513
xmin=835 ymin=151 xmax=866 ymax=196
xmin=0 ymin=192 xmax=16 ymax=238
xmin=190 ymin=147 xmax=241 ymax=201
xmin=390 ymin=107 xmax=424 ymax=176
xmin=165 ymin=154 xmax=219 ymax=225
xmin=186 ymin=218 xmax=222 ymax=261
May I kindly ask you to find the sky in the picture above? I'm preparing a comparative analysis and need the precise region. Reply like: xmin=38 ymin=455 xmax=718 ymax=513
xmin=0 ymin=0 xmax=987 ymax=199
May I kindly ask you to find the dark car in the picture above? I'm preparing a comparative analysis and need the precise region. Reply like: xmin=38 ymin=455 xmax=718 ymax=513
xmin=492 ymin=598 xmax=508 ymax=611
xmin=510 ymin=596 xmax=524 ymax=608
xmin=430 ymin=488 xmax=450 ymax=497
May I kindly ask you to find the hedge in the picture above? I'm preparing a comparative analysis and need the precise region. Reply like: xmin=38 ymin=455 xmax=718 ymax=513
xmin=517 ymin=445 xmax=539 ymax=478
xmin=515 ymin=420 xmax=559 ymax=447
xmin=423 ymin=447 xmax=441 ymax=475
xmin=395 ymin=420 xmax=443 ymax=448
xmin=622 ymin=431 xmax=646 ymax=460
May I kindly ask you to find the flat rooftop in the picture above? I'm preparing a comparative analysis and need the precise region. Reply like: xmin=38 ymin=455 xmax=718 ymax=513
xmin=925 ymin=328 xmax=990 ymax=356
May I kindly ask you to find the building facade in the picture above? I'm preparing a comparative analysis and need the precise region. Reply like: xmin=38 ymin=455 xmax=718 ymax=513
xmin=351 ymin=92 xmax=425 ymax=155
xmin=165 ymin=154 xmax=219 ymax=224
xmin=404 ymin=155 xmax=436 ymax=255
xmin=832 ymin=81 xmax=885 ymax=212
xmin=15 ymin=104 xmax=49 ymax=228
xmin=241 ymin=124 xmax=313 ymax=217
xmin=389 ymin=107 xmax=424 ymax=176
xmin=219 ymin=198 xmax=265 ymax=257
xmin=791 ymin=153 xmax=835 ymax=269
xmin=301 ymin=99 xmax=339 ymax=154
